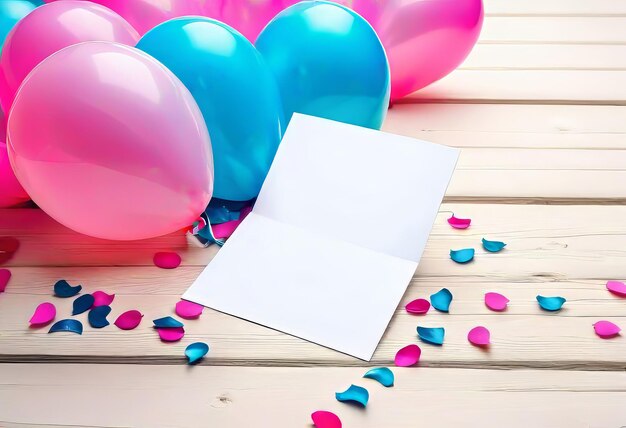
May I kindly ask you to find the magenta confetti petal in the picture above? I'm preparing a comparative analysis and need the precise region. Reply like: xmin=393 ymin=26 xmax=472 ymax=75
xmin=394 ymin=344 xmax=421 ymax=367
xmin=447 ymin=214 xmax=471 ymax=229
xmin=153 ymin=252 xmax=181 ymax=269
xmin=485 ymin=292 xmax=509 ymax=312
xmin=156 ymin=326 xmax=185 ymax=342
xmin=606 ymin=280 xmax=626 ymax=298
xmin=0 ymin=268 xmax=10 ymax=293
xmin=405 ymin=298 xmax=430 ymax=315
xmin=175 ymin=300 xmax=204 ymax=319
xmin=212 ymin=206 xmax=252 ymax=239
xmin=311 ymin=410 xmax=342 ymax=428
xmin=114 ymin=310 xmax=143 ymax=330
xmin=468 ymin=326 xmax=490 ymax=347
xmin=593 ymin=321 xmax=621 ymax=339
xmin=29 ymin=302 xmax=56 ymax=326
xmin=92 ymin=291 xmax=115 ymax=307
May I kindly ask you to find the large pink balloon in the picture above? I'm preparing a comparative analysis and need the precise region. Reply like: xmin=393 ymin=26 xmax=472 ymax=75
xmin=0 ymin=107 xmax=29 ymax=207
xmin=7 ymin=42 xmax=213 ymax=240
xmin=0 ymin=1 xmax=139 ymax=114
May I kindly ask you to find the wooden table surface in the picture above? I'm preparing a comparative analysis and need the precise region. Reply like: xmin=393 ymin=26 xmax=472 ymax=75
xmin=2 ymin=1 xmax=626 ymax=427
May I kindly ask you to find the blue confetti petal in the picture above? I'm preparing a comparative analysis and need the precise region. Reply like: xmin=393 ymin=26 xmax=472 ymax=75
xmin=417 ymin=326 xmax=445 ymax=345
xmin=72 ymin=294 xmax=94 ymax=315
xmin=482 ymin=238 xmax=507 ymax=253
xmin=153 ymin=316 xmax=184 ymax=328
xmin=335 ymin=384 xmax=369 ymax=407
xmin=88 ymin=305 xmax=111 ymax=328
xmin=430 ymin=288 xmax=453 ymax=312
xmin=185 ymin=342 xmax=210 ymax=364
xmin=363 ymin=367 xmax=394 ymax=387
xmin=450 ymin=248 xmax=475 ymax=263
xmin=49 ymin=319 xmax=83 ymax=335
xmin=536 ymin=295 xmax=566 ymax=312
xmin=54 ymin=279 xmax=82 ymax=298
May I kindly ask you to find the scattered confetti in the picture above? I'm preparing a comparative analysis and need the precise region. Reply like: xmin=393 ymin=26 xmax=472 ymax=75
xmin=156 ymin=326 xmax=185 ymax=342
xmin=114 ymin=310 xmax=143 ymax=330
xmin=363 ymin=367 xmax=394 ymax=387
xmin=185 ymin=342 xmax=209 ymax=364
xmin=450 ymin=248 xmax=475 ymax=264
xmin=48 ymin=319 xmax=83 ymax=335
xmin=394 ymin=344 xmax=421 ymax=367
xmin=536 ymin=295 xmax=566 ymax=312
xmin=482 ymin=238 xmax=506 ymax=253
xmin=335 ymin=384 xmax=369 ymax=407
xmin=468 ymin=326 xmax=490 ymax=347
xmin=430 ymin=288 xmax=453 ymax=312
xmin=606 ymin=280 xmax=626 ymax=298
xmin=175 ymin=300 xmax=204 ymax=319
xmin=405 ymin=298 xmax=430 ymax=315
xmin=72 ymin=294 xmax=95 ymax=315
xmin=0 ymin=268 xmax=10 ymax=292
xmin=484 ymin=292 xmax=509 ymax=312
xmin=92 ymin=291 xmax=115 ymax=307
xmin=447 ymin=214 xmax=471 ymax=229
xmin=54 ymin=279 xmax=82 ymax=298
xmin=88 ymin=306 xmax=111 ymax=329
xmin=29 ymin=302 xmax=56 ymax=326
xmin=0 ymin=236 xmax=19 ymax=264
xmin=153 ymin=316 xmax=184 ymax=328
xmin=311 ymin=411 xmax=342 ymax=428
xmin=153 ymin=252 xmax=181 ymax=269
xmin=417 ymin=326 xmax=445 ymax=346
xmin=593 ymin=321 xmax=621 ymax=339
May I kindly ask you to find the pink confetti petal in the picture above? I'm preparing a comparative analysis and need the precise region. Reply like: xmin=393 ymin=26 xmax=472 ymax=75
xmin=156 ymin=326 xmax=185 ymax=342
xmin=468 ymin=326 xmax=490 ymax=347
xmin=394 ymin=344 xmax=421 ymax=367
xmin=593 ymin=321 xmax=621 ymax=339
xmin=484 ymin=292 xmax=509 ymax=312
xmin=606 ymin=280 xmax=626 ymax=297
xmin=175 ymin=300 xmax=204 ymax=319
xmin=92 ymin=290 xmax=115 ymax=307
xmin=447 ymin=214 xmax=471 ymax=229
xmin=29 ymin=302 xmax=56 ymax=326
xmin=311 ymin=410 xmax=342 ymax=428
xmin=153 ymin=252 xmax=181 ymax=269
xmin=114 ymin=310 xmax=143 ymax=330
xmin=0 ymin=268 xmax=10 ymax=293
xmin=405 ymin=298 xmax=430 ymax=315
xmin=212 ymin=206 xmax=252 ymax=239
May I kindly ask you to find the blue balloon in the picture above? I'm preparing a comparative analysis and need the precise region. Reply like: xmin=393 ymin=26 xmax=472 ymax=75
xmin=137 ymin=17 xmax=284 ymax=201
xmin=0 ymin=0 xmax=37 ymax=51
xmin=256 ymin=1 xmax=390 ymax=130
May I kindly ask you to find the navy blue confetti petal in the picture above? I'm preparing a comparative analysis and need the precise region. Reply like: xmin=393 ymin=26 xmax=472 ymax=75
xmin=536 ymin=295 xmax=566 ymax=312
xmin=153 ymin=316 xmax=184 ymax=328
xmin=417 ymin=326 xmax=445 ymax=346
xmin=49 ymin=319 xmax=83 ymax=335
xmin=430 ymin=288 xmax=453 ymax=312
xmin=54 ymin=279 xmax=82 ymax=298
xmin=335 ymin=384 xmax=369 ymax=407
xmin=185 ymin=342 xmax=209 ymax=364
xmin=482 ymin=238 xmax=507 ymax=253
xmin=72 ymin=294 xmax=95 ymax=315
xmin=88 ymin=305 xmax=111 ymax=328
xmin=363 ymin=367 xmax=394 ymax=387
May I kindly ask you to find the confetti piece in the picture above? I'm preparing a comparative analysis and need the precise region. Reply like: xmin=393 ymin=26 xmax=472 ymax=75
xmin=156 ymin=326 xmax=185 ymax=342
xmin=484 ymin=292 xmax=509 ymax=312
xmin=468 ymin=326 xmax=490 ymax=347
xmin=153 ymin=316 xmax=184 ymax=328
xmin=394 ymin=344 xmax=421 ymax=367
xmin=185 ymin=342 xmax=209 ymax=364
xmin=311 ymin=411 xmax=342 ymax=428
xmin=447 ymin=214 xmax=471 ymax=229
xmin=593 ymin=321 xmax=621 ymax=339
xmin=92 ymin=291 xmax=115 ymax=307
xmin=48 ymin=319 xmax=83 ymax=335
xmin=72 ymin=294 xmax=95 ymax=315
xmin=450 ymin=248 xmax=474 ymax=263
xmin=0 ymin=236 xmax=19 ymax=264
xmin=211 ymin=207 xmax=252 ymax=239
xmin=405 ymin=298 xmax=430 ymax=315
xmin=175 ymin=300 xmax=204 ymax=319
xmin=335 ymin=384 xmax=369 ymax=407
xmin=417 ymin=326 xmax=445 ymax=346
xmin=536 ymin=295 xmax=566 ymax=312
xmin=430 ymin=288 xmax=453 ymax=313
xmin=606 ymin=281 xmax=626 ymax=298
xmin=114 ymin=310 xmax=143 ymax=330
xmin=363 ymin=367 xmax=394 ymax=387
xmin=88 ymin=306 xmax=111 ymax=329
xmin=54 ymin=279 xmax=82 ymax=298
xmin=153 ymin=252 xmax=181 ymax=269
xmin=0 ymin=268 xmax=10 ymax=293
xmin=29 ymin=302 xmax=56 ymax=326
xmin=482 ymin=238 xmax=506 ymax=253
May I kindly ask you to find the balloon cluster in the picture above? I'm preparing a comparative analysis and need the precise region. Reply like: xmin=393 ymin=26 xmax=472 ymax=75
xmin=0 ymin=0 xmax=482 ymax=240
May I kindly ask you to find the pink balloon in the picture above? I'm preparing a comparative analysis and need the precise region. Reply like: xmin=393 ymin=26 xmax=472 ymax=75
xmin=7 ymin=42 xmax=214 ymax=240
xmin=1 ymin=106 xmax=29 ymax=207
xmin=0 ymin=1 xmax=139 ymax=113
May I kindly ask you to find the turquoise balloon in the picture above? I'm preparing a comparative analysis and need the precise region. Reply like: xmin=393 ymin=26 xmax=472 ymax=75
xmin=256 ymin=1 xmax=390 ymax=130
xmin=0 ymin=0 xmax=37 ymax=50
xmin=137 ymin=18 xmax=284 ymax=201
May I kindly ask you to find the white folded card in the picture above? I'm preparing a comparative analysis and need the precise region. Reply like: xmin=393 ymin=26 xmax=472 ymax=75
xmin=183 ymin=114 xmax=459 ymax=360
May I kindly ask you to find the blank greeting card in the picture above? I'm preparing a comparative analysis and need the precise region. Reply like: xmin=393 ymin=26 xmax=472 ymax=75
xmin=183 ymin=114 xmax=459 ymax=360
